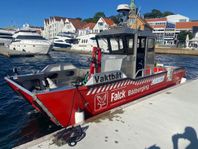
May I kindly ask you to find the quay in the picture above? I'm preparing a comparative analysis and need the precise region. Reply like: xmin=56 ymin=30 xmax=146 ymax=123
xmin=15 ymin=79 xmax=198 ymax=149
xmin=156 ymin=47 xmax=198 ymax=56
xmin=0 ymin=46 xmax=34 ymax=57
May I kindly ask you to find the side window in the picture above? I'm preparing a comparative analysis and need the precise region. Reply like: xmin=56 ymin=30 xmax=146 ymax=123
xmin=148 ymin=38 xmax=155 ymax=51
xmin=127 ymin=37 xmax=134 ymax=54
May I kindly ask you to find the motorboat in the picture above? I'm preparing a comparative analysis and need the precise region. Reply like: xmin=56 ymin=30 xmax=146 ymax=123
xmin=0 ymin=29 xmax=15 ymax=47
xmin=9 ymin=30 xmax=52 ymax=54
xmin=5 ymin=26 xmax=186 ymax=127
xmin=71 ymin=34 xmax=97 ymax=52
xmin=52 ymin=32 xmax=77 ymax=49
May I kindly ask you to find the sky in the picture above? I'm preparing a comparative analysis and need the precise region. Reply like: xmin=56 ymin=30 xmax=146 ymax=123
xmin=0 ymin=0 xmax=197 ymax=28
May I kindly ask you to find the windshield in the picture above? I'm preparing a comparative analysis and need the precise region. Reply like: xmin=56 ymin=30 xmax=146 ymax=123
xmin=97 ymin=36 xmax=134 ymax=54
xmin=97 ymin=38 xmax=109 ymax=52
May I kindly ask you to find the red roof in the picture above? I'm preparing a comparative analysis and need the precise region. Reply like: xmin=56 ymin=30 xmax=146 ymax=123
xmin=68 ymin=18 xmax=87 ymax=29
xmin=176 ymin=22 xmax=198 ymax=29
xmin=145 ymin=18 xmax=167 ymax=22
xmin=82 ymin=23 xmax=96 ymax=29
xmin=102 ymin=18 xmax=115 ymax=26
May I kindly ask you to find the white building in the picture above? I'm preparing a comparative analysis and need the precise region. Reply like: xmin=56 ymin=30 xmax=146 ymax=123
xmin=93 ymin=17 xmax=116 ymax=33
xmin=166 ymin=14 xmax=190 ymax=24
xmin=43 ymin=16 xmax=86 ymax=39
xmin=146 ymin=14 xmax=190 ymax=45
xmin=78 ymin=23 xmax=96 ymax=36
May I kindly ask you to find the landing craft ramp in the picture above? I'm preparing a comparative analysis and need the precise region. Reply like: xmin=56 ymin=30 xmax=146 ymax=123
xmin=15 ymin=79 xmax=198 ymax=149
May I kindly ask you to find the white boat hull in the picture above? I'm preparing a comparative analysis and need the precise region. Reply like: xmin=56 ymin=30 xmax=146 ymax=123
xmin=9 ymin=41 xmax=52 ymax=54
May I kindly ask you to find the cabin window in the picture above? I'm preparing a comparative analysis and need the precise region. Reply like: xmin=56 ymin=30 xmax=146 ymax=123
xmin=110 ymin=37 xmax=124 ymax=53
xmin=98 ymin=38 xmax=108 ymax=52
xmin=148 ymin=39 xmax=155 ymax=49
xmin=148 ymin=38 xmax=155 ymax=51
xmin=137 ymin=37 xmax=146 ymax=49
xmin=126 ymin=37 xmax=134 ymax=54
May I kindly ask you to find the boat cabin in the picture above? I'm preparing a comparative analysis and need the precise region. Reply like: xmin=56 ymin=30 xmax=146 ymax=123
xmin=95 ymin=27 xmax=156 ymax=78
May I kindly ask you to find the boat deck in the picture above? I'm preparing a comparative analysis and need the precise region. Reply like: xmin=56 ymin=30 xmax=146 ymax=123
xmin=0 ymin=46 xmax=34 ymax=57
xmin=14 ymin=79 xmax=198 ymax=149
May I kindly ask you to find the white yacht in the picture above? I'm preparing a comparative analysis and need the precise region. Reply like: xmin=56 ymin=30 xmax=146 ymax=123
xmin=53 ymin=32 xmax=77 ymax=49
xmin=9 ymin=30 xmax=52 ymax=54
xmin=71 ymin=34 xmax=97 ymax=52
xmin=0 ymin=29 xmax=15 ymax=46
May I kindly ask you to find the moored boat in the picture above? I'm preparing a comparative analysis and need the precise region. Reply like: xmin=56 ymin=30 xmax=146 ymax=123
xmin=5 ymin=26 xmax=185 ymax=127
xmin=9 ymin=30 xmax=52 ymax=55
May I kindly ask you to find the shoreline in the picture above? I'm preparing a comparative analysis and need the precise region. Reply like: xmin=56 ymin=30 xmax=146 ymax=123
xmin=155 ymin=47 xmax=198 ymax=56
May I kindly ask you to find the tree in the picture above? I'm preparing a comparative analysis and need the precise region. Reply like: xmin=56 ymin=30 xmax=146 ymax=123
xmin=93 ymin=12 xmax=106 ymax=23
xmin=163 ymin=11 xmax=174 ymax=17
xmin=144 ymin=9 xmax=174 ymax=18
xmin=83 ymin=11 xmax=106 ymax=23
xmin=144 ymin=9 xmax=163 ymax=18
xmin=177 ymin=31 xmax=193 ymax=44
xmin=83 ymin=18 xmax=94 ymax=23
xmin=109 ymin=15 xmax=119 ymax=24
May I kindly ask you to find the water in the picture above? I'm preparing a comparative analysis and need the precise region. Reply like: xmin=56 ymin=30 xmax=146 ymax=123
xmin=0 ymin=52 xmax=198 ymax=149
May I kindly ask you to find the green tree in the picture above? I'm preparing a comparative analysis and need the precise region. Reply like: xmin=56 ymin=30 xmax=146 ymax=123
xmin=83 ymin=18 xmax=94 ymax=23
xmin=163 ymin=11 xmax=174 ymax=17
xmin=109 ymin=15 xmax=119 ymax=24
xmin=144 ymin=9 xmax=174 ymax=18
xmin=93 ymin=12 xmax=106 ymax=23
xmin=177 ymin=31 xmax=193 ymax=43
xmin=144 ymin=9 xmax=163 ymax=18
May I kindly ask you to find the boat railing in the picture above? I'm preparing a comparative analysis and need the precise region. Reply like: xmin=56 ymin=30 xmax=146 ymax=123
xmin=135 ymin=67 xmax=166 ymax=78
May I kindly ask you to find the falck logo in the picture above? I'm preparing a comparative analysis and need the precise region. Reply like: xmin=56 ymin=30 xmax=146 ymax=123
xmin=94 ymin=92 xmax=108 ymax=111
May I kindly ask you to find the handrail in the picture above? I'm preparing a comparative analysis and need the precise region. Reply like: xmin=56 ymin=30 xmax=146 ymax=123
xmin=135 ymin=67 xmax=166 ymax=78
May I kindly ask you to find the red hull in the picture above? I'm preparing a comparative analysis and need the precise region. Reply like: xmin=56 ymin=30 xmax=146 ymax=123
xmin=5 ymin=67 xmax=185 ymax=127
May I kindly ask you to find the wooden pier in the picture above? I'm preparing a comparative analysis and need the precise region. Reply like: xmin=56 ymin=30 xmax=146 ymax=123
xmin=0 ymin=46 xmax=34 ymax=57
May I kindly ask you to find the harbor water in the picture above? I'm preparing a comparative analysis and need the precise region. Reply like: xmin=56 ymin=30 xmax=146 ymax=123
xmin=0 ymin=52 xmax=198 ymax=149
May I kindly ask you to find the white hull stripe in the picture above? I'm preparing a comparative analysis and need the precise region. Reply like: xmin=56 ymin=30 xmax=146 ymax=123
xmin=87 ymin=75 xmax=163 ymax=95
xmin=87 ymin=88 xmax=93 ymax=96
xmin=101 ymin=85 xmax=106 ymax=92
xmin=110 ymin=83 xmax=115 ymax=90
xmin=124 ymin=80 xmax=128 ymax=86
xmin=92 ymin=88 xmax=98 ymax=95
xmin=97 ymin=86 xmax=102 ymax=93
xmin=105 ymin=84 xmax=111 ymax=91
xmin=117 ymin=82 xmax=121 ymax=88
xmin=113 ymin=83 xmax=118 ymax=89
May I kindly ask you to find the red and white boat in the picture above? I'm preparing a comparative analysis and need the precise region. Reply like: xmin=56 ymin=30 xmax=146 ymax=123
xmin=5 ymin=27 xmax=186 ymax=127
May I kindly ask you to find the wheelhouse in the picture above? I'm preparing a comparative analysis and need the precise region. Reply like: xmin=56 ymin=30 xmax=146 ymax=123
xmin=96 ymin=27 xmax=156 ymax=78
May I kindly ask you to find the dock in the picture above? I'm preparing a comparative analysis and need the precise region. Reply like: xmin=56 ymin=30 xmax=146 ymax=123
xmin=15 ymin=79 xmax=198 ymax=149
xmin=156 ymin=47 xmax=198 ymax=56
xmin=0 ymin=46 xmax=34 ymax=57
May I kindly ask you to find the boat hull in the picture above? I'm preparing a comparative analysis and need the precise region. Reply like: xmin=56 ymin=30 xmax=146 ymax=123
xmin=5 ymin=67 xmax=185 ymax=127
xmin=9 ymin=41 xmax=52 ymax=54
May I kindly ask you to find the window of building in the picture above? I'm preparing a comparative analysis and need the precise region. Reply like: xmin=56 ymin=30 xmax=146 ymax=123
xmin=98 ymin=22 xmax=104 ymax=26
